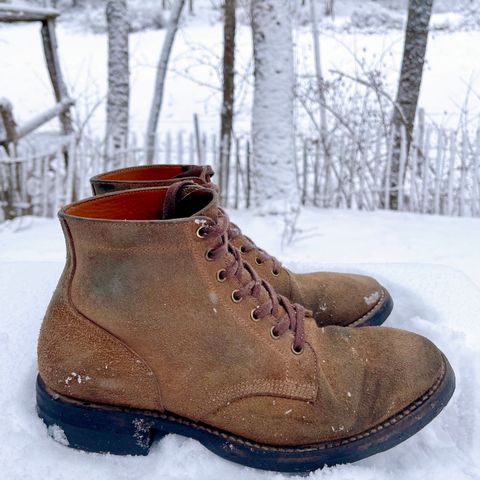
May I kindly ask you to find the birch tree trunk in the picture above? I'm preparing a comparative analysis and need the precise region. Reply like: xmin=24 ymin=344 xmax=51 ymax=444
xmin=145 ymin=0 xmax=186 ymax=164
xmin=219 ymin=0 xmax=236 ymax=198
xmin=105 ymin=0 xmax=129 ymax=167
xmin=251 ymin=0 xmax=297 ymax=214
xmin=390 ymin=0 xmax=433 ymax=209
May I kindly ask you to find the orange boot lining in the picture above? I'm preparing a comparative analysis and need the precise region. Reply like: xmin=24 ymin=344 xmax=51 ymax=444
xmin=64 ymin=189 xmax=167 ymax=220
xmin=96 ymin=166 xmax=184 ymax=182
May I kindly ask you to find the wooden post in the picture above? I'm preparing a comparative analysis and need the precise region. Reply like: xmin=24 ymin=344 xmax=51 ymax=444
xmin=417 ymin=108 xmax=425 ymax=168
xmin=189 ymin=133 xmax=195 ymax=164
xmin=474 ymin=127 xmax=480 ymax=216
xmin=398 ymin=125 xmax=407 ymax=211
xmin=166 ymin=131 xmax=172 ymax=163
xmin=358 ymin=137 xmax=366 ymax=210
xmin=193 ymin=113 xmax=203 ymax=164
xmin=384 ymin=128 xmax=395 ymax=210
xmin=0 ymin=98 xmax=18 ymax=147
xmin=223 ymin=134 xmax=231 ymax=206
xmin=234 ymin=137 xmax=240 ymax=209
xmin=372 ymin=127 xmax=382 ymax=209
xmin=19 ymin=158 xmax=30 ymax=215
xmin=0 ymin=160 xmax=8 ymax=212
xmin=433 ymin=130 xmax=444 ymax=215
xmin=41 ymin=156 xmax=49 ymax=217
xmin=211 ymin=133 xmax=217 ymax=176
xmin=41 ymin=18 xmax=73 ymax=135
xmin=332 ymin=135 xmax=347 ymax=207
xmin=301 ymin=141 xmax=308 ymax=206
xmin=65 ymin=137 xmax=75 ymax=203
xmin=77 ymin=139 xmax=87 ymax=200
xmin=313 ymin=140 xmax=320 ymax=207
xmin=409 ymin=130 xmax=418 ymax=213
xmin=53 ymin=150 xmax=62 ymax=213
xmin=32 ymin=153 xmax=43 ymax=214
xmin=447 ymin=130 xmax=456 ymax=216
xmin=347 ymin=138 xmax=355 ymax=208
xmin=459 ymin=128 xmax=467 ymax=216
xmin=246 ymin=140 xmax=251 ymax=208
xmin=421 ymin=127 xmax=432 ymax=214
xmin=409 ymin=124 xmax=422 ymax=212
xmin=177 ymin=130 xmax=184 ymax=163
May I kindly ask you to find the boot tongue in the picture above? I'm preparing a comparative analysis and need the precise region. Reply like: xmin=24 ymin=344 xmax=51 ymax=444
xmin=173 ymin=165 xmax=214 ymax=183
xmin=163 ymin=181 xmax=218 ymax=221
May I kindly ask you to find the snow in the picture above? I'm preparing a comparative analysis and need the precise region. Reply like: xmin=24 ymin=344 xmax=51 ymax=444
xmin=47 ymin=425 xmax=70 ymax=447
xmin=363 ymin=291 xmax=380 ymax=306
xmin=0 ymin=208 xmax=479 ymax=479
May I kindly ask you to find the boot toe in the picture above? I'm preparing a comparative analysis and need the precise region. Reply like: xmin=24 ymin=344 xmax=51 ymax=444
xmin=314 ymin=325 xmax=448 ymax=433
xmin=203 ymin=326 xmax=449 ymax=447
xmin=361 ymin=328 xmax=446 ymax=425
xmin=291 ymin=272 xmax=391 ymax=327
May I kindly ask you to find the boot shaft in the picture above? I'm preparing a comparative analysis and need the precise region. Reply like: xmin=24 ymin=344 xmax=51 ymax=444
xmin=89 ymin=165 xmax=294 ymax=297
xmin=38 ymin=185 xmax=317 ymax=422
xmin=90 ymin=164 xmax=213 ymax=195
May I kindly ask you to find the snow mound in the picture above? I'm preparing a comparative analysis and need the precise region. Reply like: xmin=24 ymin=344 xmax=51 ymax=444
xmin=0 ymin=210 xmax=479 ymax=478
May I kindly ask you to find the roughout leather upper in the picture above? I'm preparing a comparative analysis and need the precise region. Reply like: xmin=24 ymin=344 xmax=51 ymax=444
xmin=38 ymin=185 xmax=445 ymax=447
xmin=91 ymin=165 xmax=387 ymax=327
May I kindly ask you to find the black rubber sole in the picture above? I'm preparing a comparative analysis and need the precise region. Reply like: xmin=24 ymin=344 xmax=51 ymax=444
xmin=36 ymin=357 xmax=454 ymax=473
xmin=353 ymin=287 xmax=394 ymax=328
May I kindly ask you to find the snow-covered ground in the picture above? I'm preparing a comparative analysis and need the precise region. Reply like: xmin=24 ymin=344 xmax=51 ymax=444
xmin=0 ymin=208 xmax=479 ymax=479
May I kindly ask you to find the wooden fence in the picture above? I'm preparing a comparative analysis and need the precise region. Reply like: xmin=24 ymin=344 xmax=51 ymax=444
xmin=1 ymin=121 xmax=480 ymax=220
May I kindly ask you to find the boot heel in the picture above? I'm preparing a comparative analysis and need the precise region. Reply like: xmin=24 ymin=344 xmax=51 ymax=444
xmin=36 ymin=376 xmax=162 ymax=455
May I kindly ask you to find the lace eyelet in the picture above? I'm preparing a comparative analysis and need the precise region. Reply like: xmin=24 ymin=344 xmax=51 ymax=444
xmin=272 ymin=269 xmax=280 ymax=276
xmin=291 ymin=344 xmax=304 ymax=355
xmin=250 ymin=308 xmax=260 ymax=322
xmin=196 ymin=226 xmax=207 ymax=238
xmin=231 ymin=289 xmax=242 ymax=303
xmin=240 ymin=246 xmax=247 ymax=254
xmin=255 ymin=258 xmax=263 ymax=266
xmin=270 ymin=326 xmax=280 ymax=339
xmin=216 ymin=269 xmax=227 ymax=282
xmin=205 ymin=249 xmax=214 ymax=261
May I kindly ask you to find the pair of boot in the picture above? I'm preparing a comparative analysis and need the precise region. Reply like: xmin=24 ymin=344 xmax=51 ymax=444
xmin=36 ymin=164 xmax=455 ymax=473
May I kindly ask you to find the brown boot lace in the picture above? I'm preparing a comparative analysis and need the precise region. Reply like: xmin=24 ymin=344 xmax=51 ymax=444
xmin=201 ymin=179 xmax=283 ymax=276
xmin=198 ymin=209 xmax=306 ymax=353
xmin=227 ymin=223 xmax=282 ymax=276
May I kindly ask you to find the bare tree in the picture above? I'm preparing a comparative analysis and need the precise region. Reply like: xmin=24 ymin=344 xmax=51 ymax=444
xmin=145 ymin=0 xmax=186 ymax=164
xmin=390 ymin=0 xmax=433 ymax=209
xmin=251 ymin=0 xmax=297 ymax=214
xmin=309 ymin=0 xmax=330 ymax=186
xmin=219 ymin=0 xmax=236 ymax=196
xmin=324 ymin=0 xmax=334 ymax=17
xmin=105 ymin=0 xmax=129 ymax=166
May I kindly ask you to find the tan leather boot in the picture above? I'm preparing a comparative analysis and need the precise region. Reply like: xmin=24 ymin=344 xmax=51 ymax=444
xmin=37 ymin=183 xmax=454 ymax=472
xmin=91 ymin=165 xmax=393 ymax=327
